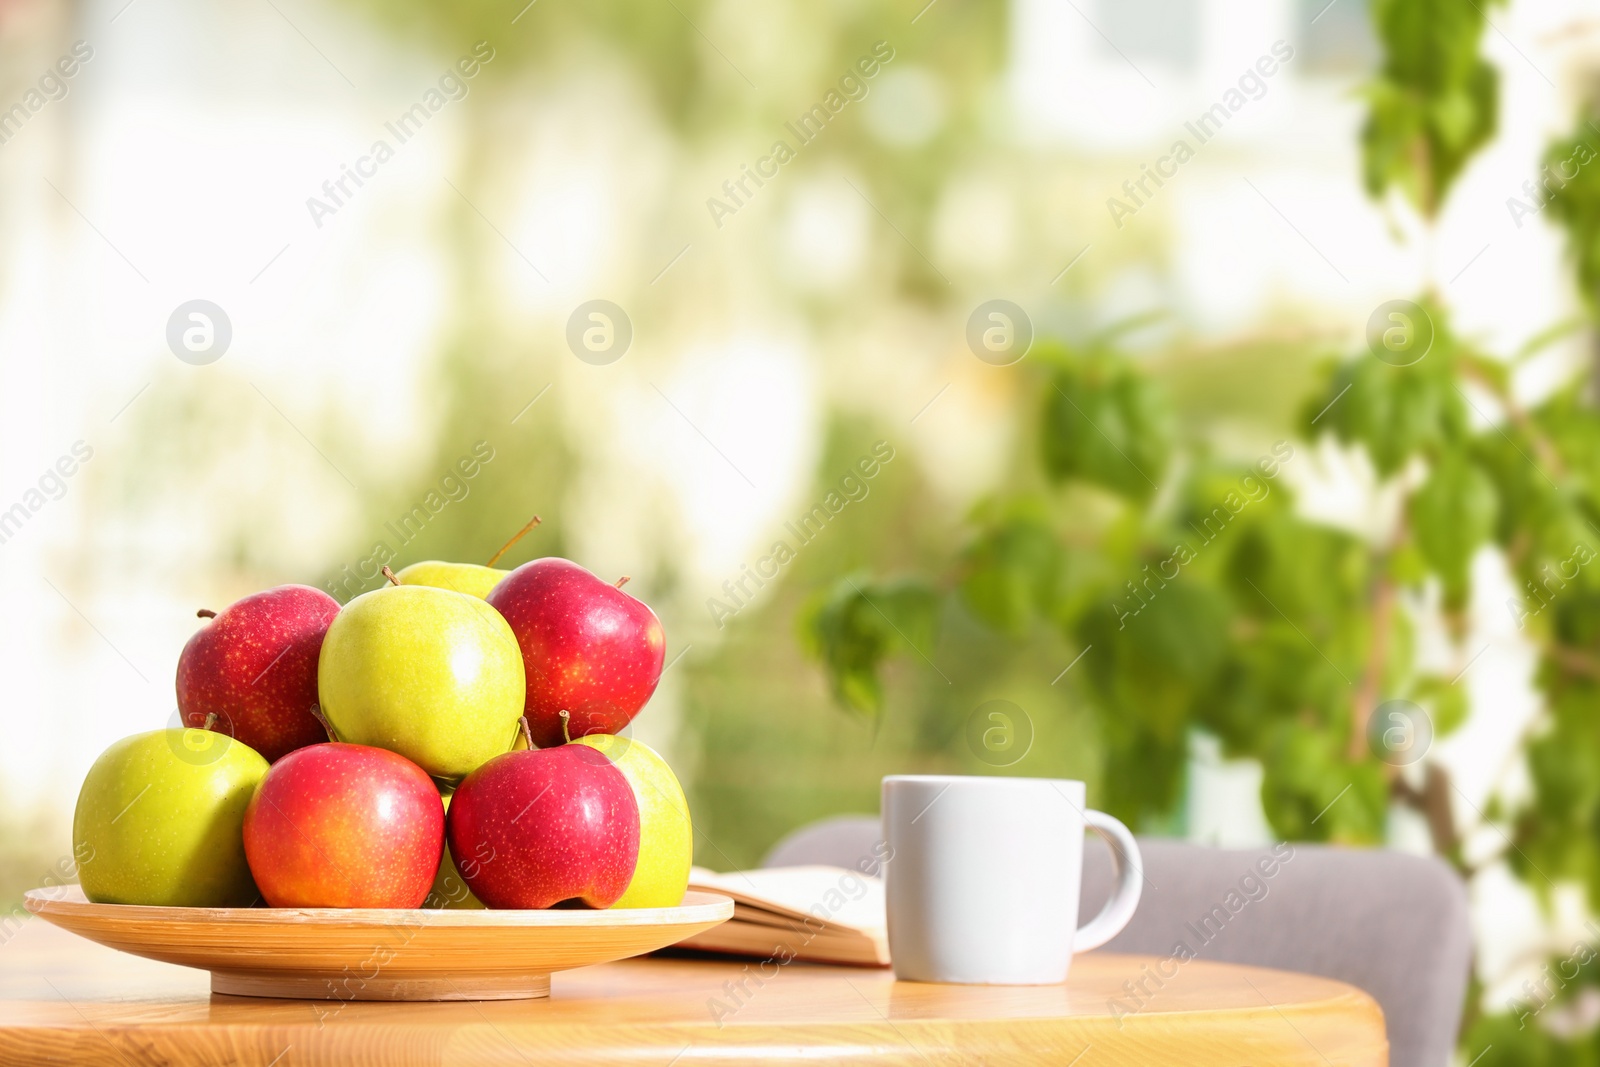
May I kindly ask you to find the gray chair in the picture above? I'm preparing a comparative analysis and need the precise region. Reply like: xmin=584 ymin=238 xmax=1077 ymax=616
xmin=762 ymin=816 xmax=1472 ymax=1067
xmin=764 ymin=815 xmax=889 ymax=872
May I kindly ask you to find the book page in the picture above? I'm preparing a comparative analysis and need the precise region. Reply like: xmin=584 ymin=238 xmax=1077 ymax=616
xmin=688 ymin=866 xmax=885 ymax=934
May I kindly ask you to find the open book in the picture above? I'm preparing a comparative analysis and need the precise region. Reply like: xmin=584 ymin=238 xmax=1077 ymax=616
xmin=675 ymin=865 xmax=889 ymax=967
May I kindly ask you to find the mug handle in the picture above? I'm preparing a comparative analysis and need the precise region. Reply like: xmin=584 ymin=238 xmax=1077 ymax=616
xmin=1073 ymin=809 xmax=1143 ymax=953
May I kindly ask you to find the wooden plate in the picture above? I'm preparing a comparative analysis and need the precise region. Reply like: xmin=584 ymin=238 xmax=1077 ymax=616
xmin=23 ymin=886 xmax=732 ymax=1002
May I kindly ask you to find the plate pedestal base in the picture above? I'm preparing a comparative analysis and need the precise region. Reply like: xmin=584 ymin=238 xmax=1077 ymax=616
xmin=211 ymin=971 xmax=553 ymax=1001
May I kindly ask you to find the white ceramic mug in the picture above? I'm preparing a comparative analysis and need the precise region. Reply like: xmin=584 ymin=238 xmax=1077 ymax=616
xmin=882 ymin=775 xmax=1143 ymax=984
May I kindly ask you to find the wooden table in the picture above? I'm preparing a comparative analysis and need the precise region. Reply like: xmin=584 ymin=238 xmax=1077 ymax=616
xmin=0 ymin=917 xmax=1386 ymax=1065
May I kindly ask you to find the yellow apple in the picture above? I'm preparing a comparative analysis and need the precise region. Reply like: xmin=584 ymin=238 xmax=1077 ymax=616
xmin=395 ymin=560 xmax=508 ymax=600
xmin=317 ymin=584 xmax=526 ymax=781
xmin=574 ymin=735 xmax=691 ymax=908
xmin=426 ymin=793 xmax=485 ymax=909
xmin=74 ymin=729 xmax=268 ymax=907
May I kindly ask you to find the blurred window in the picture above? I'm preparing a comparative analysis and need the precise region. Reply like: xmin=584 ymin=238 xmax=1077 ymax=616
xmin=1094 ymin=0 xmax=1201 ymax=73
xmin=1297 ymin=0 xmax=1377 ymax=75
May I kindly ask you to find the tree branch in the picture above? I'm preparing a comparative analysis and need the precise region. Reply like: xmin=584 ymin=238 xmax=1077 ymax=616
xmin=1550 ymin=643 xmax=1600 ymax=681
xmin=1350 ymin=517 xmax=1407 ymax=761
xmin=1391 ymin=763 xmax=1460 ymax=859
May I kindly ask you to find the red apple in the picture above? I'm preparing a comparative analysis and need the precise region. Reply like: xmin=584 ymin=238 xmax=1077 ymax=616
xmin=243 ymin=743 xmax=444 ymax=908
xmin=176 ymin=585 xmax=340 ymax=762
xmin=486 ymin=558 xmax=665 ymax=748
xmin=446 ymin=742 xmax=640 ymax=909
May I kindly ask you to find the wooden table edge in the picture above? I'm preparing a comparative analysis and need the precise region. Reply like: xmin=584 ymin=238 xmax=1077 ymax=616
xmin=0 ymin=935 xmax=1390 ymax=1066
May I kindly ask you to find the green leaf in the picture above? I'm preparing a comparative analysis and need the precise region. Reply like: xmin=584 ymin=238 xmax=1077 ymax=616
xmin=1078 ymin=578 xmax=1231 ymax=744
xmin=1531 ymin=385 xmax=1600 ymax=501
xmin=1303 ymin=299 xmax=1472 ymax=476
xmin=1259 ymin=726 xmax=1388 ymax=844
xmin=1194 ymin=509 xmax=1381 ymax=768
xmin=1097 ymin=729 xmax=1188 ymax=833
xmin=1432 ymin=683 xmax=1468 ymax=736
xmin=1411 ymin=454 xmax=1498 ymax=605
xmin=798 ymin=576 xmax=942 ymax=717
xmin=1039 ymin=344 xmax=1170 ymax=502
xmin=1361 ymin=0 xmax=1504 ymax=216
xmin=1469 ymin=425 xmax=1600 ymax=622
xmin=1510 ymin=683 xmax=1600 ymax=910
xmin=958 ymin=501 xmax=1063 ymax=636
xmin=1461 ymin=1011 xmax=1581 ymax=1067
xmin=1541 ymin=120 xmax=1600 ymax=316
xmin=1226 ymin=511 xmax=1371 ymax=628
xmin=1411 ymin=676 xmax=1469 ymax=738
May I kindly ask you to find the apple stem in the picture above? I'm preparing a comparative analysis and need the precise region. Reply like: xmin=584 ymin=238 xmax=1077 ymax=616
xmin=518 ymin=715 xmax=534 ymax=750
xmin=202 ymin=712 xmax=218 ymax=732
xmin=614 ymin=576 xmax=631 ymax=589
xmin=487 ymin=514 xmax=543 ymax=567
xmin=311 ymin=704 xmax=339 ymax=743
xmin=559 ymin=710 xmax=572 ymax=744
xmin=381 ymin=565 xmax=401 ymax=587
xmin=196 ymin=609 xmax=217 ymax=619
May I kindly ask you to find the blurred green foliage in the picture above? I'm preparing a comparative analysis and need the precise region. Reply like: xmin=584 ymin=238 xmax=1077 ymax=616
xmin=1361 ymin=0 xmax=1503 ymax=216
xmin=1545 ymin=121 xmax=1600 ymax=312
xmin=801 ymin=325 xmax=1432 ymax=844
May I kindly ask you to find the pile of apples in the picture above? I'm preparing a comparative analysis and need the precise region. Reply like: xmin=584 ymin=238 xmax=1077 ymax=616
xmin=72 ymin=540 xmax=691 ymax=914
